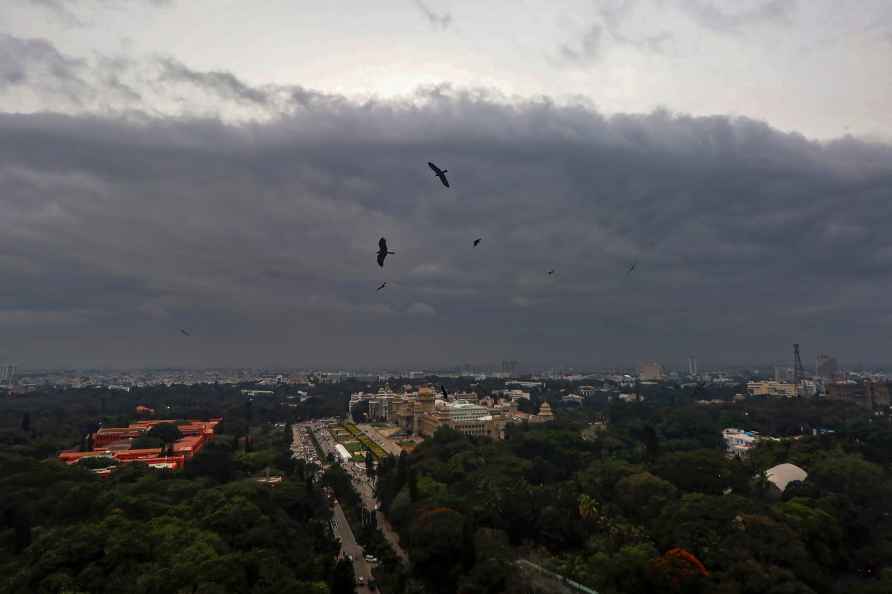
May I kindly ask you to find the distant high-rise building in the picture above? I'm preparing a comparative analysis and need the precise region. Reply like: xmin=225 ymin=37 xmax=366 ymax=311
xmin=639 ymin=361 xmax=665 ymax=382
xmin=0 ymin=364 xmax=15 ymax=385
xmin=827 ymin=381 xmax=890 ymax=410
xmin=747 ymin=381 xmax=799 ymax=398
xmin=688 ymin=356 xmax=698 ymax=376
xmin=816 ymin=354 xmax=839 ymax=380
xmin=501 ymin=360 xmax=518 ymax=373
xmin=775 ymin=366 xmax=793 ymax=383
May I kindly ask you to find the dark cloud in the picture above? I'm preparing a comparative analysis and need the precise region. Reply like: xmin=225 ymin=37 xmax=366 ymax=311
xmin=413 ymin=0 xmax=452 ymax=31
xmin=0 ymin=34 xmax=340 ymax=119
xmin=157 ymin=58 xmax=271 ymax=106
xmin=0 ymin=34 xmax=87 ymax=100
xmin=1 ymin=39 xmax=891 ymax=370
xmin=679 ymin=0 xmax=797 ymax=34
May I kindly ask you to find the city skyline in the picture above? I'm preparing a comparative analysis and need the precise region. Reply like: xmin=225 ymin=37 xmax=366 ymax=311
xmin=5 ymin=350 xmax=889 ymax=378
xmin=2 ymin=1 xmax=892 ymax=369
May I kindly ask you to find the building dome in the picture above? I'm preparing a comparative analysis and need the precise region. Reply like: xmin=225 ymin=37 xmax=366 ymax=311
xmin=537 ymin=402 xmax=554 ymax=420
xmin=765 ymin=463 xmax=807 ymax=492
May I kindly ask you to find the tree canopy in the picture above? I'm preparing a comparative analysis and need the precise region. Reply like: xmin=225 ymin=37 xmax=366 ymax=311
xmin=146 ymin=422 xmax=183 ymax=445
xmin=373 ymin=397 xmax=892 ymax=594
xmin=0 ymin=384 xmax=349 ymax=594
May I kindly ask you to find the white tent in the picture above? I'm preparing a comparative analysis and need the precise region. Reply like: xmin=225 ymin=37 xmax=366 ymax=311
xmin=334 ymin=443 xmax=352 ymax=463
xmin=765 ymin=463 xmax=808 ymax=492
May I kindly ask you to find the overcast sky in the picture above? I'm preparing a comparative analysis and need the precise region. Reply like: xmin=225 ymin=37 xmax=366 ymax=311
xmin=1 ymin=0 xmax=891 ymax=370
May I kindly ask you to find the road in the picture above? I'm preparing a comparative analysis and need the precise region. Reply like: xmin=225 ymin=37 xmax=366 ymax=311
xmin=291 ymin=424 xmax=322 ymax=470
xmin=309 ymin=420 xmax=409 ymax=563
xmin=516 ymin=559 xmax=600 ymax=594
xmin=344 ymin=462 xmax=409 ymax=563
xmin=332 ymin=500 xmax=375 ymax=593
xmin=292 ymin=420 xmax=376 ymax=591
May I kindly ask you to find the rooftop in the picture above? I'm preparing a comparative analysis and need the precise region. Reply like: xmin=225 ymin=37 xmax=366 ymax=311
xmin=58 ymin=418 xmax=219 ymax=474
xmin=766 ymin=463 xmax=808 ymax=492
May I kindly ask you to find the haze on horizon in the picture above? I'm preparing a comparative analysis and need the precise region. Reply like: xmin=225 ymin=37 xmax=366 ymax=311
xmin=1 ymin=0 xmax=891 ymax=370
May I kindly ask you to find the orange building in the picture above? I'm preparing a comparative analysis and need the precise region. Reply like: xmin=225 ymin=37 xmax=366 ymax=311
xmin=58 ymin=418 xmax=220 ymax=475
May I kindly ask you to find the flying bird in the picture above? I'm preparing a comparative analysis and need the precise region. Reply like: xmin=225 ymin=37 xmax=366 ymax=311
xmin=428 ymin=162 xmax=450 ymax=187
xmin=473 ymin=238 xmax=482 ymax=247
xmin=627 ymin=261 xmax=638 ymax=275
xmin=548 ymin=269 xmax=555 ymax=275
xmin=377 ymin=238 xmax=395 ymax=267
xmin=179 ymin=329 xmax=191 ymax=337
xmin=440 ymin=385 xmax=449 ymax=399
xmin=376 ymin=282 xmax=387 ymax=291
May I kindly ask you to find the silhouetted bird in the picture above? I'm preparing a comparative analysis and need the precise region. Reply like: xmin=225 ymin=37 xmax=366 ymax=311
xmin=548 ymin=269 xmax=555 ymax=275
xmin=377 ymin=238 xmax=394 ymax=267
xmin=627 ymin=261 xmax=638 ymax=274
xmin=428 ymin=162 xmax=450 ymax=187
xmin=377 ymin=282 xmax=387 ymax=291
xmin=473 ymin=238 xmax=482 ymax=247
xmin=440 ymin=385 xmax=449 ymax=399
xmin=180 ymin=329 xmax=190 ymax=336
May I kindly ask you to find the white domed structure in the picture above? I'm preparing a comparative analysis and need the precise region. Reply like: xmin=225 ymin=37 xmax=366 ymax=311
xmin=765 ymin=463 xmax=808 ymax=492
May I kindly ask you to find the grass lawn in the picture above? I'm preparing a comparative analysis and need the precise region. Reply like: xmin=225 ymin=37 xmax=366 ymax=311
xmin=343 ymin=441 xmax=363 ymax=453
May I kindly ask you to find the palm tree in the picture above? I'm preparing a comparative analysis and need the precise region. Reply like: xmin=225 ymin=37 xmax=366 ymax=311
xmin=578 ymin=494 xmax=599 ymax=521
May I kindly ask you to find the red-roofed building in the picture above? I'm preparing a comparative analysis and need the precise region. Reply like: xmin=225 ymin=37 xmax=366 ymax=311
xmin=59 ymin=418 xmax=220 ymax=475
xmin=93 ymin=427 xmax=143 ymax=448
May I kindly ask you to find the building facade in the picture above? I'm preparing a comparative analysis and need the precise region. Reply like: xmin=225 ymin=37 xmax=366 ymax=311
xmin=816 ymin=354 xmax=839 ymax=380
xmin=865 ymin=381 xmax=891 ymax=409
xmin=723 ymin=428 xmax=757 ymax=457
xmin=0 ymin=364 xmax=15 ymax=385
xmin=418 ymin=400 xmax=509 ymax=440
xmin=746 ymin=381 xmax=799 ymax=398
xmin=58 ymin=418 xmax=220 ymax=474
xmin=828 ymin=381 xmax=891 ymax=410
xmin=351 ymin=384 xmax=554 ymax=441
xmin=639 ymin=361 xmax=665 ymax=382
xmin=392 ymin=386 xmax=437 ymax=434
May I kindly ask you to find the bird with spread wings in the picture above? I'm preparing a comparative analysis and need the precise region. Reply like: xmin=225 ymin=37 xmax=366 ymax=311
xmin=377 ymin=237 xmax=395 ymax=267
xmin=428 ymin=161 xmax=450 ymax=187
